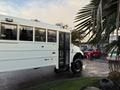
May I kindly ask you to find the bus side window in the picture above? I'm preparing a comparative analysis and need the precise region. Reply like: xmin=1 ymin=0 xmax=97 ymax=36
xmin=35 ymin=28 xmax=46 ymax=42
xmin=1 ymin=23 xmax=17 ymax=40
xmin=19 ymin=26 xmax=33 ymax=41
xmin=47 ymin=30 xmax=57 ymax=42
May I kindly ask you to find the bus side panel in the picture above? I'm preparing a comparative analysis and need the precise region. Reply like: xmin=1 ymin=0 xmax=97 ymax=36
xmin=0 ymin=42 xmax=58 ymax=72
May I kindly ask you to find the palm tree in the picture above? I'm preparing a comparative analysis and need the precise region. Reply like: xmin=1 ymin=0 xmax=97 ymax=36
xmin=72 ymin=30 xmax=84 ymax=46
xmin=75 ymin=0 xmax=117 ymax=45
xmin=75 ymin=0 xmax=120 ymax=72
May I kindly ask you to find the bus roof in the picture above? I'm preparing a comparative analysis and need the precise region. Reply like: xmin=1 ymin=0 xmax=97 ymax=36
xmin=0 ymin=14 xmax=70 ymax=33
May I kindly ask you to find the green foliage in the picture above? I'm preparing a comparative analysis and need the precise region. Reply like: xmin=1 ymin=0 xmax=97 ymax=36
xmin=71 ymin=30 xmax=84 ymax=46
xmin=105 ymin=40 xmax=117 ymax=53
xmin=24 ymin=77 xmax=101 ymax=90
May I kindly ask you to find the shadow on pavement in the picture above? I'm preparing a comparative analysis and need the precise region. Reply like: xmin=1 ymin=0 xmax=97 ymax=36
xmin=0 ymin=66 xmax=82 ymax=90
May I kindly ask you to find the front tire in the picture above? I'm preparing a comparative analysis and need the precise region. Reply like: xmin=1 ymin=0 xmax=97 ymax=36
xmin=71 ymin=59 xmax=83 ymax=74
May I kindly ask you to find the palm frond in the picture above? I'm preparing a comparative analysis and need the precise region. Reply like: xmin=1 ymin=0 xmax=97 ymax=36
xmin=74 ymin=0 xmax=117 ymax=46
xmin=105 ymin=41 xmax=117 ymax=53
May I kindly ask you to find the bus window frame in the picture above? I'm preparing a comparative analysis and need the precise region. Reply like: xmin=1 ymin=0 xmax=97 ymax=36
xmin=0 ymin=22 xmax=18 ymax=41
xmin=0 ymin=23 xmax=68 ymax=44
xmin=19 ymin=25 xmax=33 ymax=42
xmin=35 ymin=27 xmax=46 ymax=42
xmin=47 ymin=29 xmax=57 ymax=43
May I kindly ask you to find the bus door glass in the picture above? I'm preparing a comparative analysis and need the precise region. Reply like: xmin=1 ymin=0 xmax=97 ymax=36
xmin=59 ymin=32 xmax=70 ymax=68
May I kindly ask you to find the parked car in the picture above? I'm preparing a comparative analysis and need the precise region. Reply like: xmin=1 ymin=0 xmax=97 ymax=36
xmin=92 ymin=49 xmax=102 ymax=58
xmin=84 ymin=49 xmax=93 ymax=59
xmin=84 ymin=48 xmax=102 ymax=59
xmin=106 ymin=50 xmax=120 ymax=61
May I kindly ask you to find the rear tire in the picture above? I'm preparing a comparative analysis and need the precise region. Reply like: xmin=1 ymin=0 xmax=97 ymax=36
xmin=71 ymin=59 xmax=83 ymax=74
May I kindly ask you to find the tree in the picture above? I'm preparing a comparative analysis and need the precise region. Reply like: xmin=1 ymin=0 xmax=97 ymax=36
xmin=75 ymin=0 xmax=120 ymax=72
xmin=75 ymin=0 xmax=117 ymax=45
xmin=71 ymin=30 xmax=84 ymax=46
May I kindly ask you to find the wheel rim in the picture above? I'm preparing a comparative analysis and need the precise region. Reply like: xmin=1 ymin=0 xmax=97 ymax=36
xmin=74 ymin=61 xmax=82 ymax=72
xmin=71 ymin=59 xmax=83 ymax=73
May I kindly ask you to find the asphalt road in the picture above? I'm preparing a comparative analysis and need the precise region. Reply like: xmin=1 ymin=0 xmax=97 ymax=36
xmin=0 ymin=60 xmax=109 ymax=90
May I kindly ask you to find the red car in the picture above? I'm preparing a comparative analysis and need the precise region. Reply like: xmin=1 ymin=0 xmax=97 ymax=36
xmin=84 ymin=49 xmax=101 ymax=59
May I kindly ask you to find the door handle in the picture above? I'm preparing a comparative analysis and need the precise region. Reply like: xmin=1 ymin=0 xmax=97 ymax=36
xmin=41 ymin=46 xmax=44 ymax=48
xmin=52 ymin=52 xmax=56 ymax=54
xmin=44 ymin=59 xmax=49 ymax=61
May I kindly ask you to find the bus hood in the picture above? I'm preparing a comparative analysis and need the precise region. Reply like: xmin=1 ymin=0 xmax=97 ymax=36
xmin=71 ymin=44 xmax=84 ymax=55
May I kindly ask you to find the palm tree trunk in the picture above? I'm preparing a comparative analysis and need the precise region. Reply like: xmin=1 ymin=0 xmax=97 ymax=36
xmin=116 ymin=0 xmax=120 ymax=61
xmin=92 ymin=9 xmax=96 ymax=33
xmin=96 ymin=0 xmax=103 ymax=32
xmin=116 ymin=0 xmax=120 ymax=36
xmin=96 ymin=0 xmax=103 ymax=48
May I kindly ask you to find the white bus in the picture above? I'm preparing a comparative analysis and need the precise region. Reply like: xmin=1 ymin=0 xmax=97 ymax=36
xmin=0 ymin=14 xmax=83 ymax=73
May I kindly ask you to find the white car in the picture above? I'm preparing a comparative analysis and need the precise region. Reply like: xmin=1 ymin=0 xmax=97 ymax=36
xmin=106 ymin=51 xmax=120 ymax=61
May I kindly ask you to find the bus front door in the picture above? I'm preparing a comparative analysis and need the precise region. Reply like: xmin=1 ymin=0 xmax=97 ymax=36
xmin=59 ymin=32 xmax=70 ymax=71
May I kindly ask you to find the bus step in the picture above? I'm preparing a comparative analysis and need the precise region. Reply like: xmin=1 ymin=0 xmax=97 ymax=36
xmin=55 ymin=65 xmax=69 ymax=73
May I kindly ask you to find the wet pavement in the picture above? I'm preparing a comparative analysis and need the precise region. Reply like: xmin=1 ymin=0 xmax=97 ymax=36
xmin=82 ymin=60 xmax=109 ymax=77
xmin=0 ymin=60 xmax=109 ymax=90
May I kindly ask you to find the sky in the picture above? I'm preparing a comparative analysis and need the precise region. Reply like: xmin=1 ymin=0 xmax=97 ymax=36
xmin=0 ymin=0 xmax=90 ymax=28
